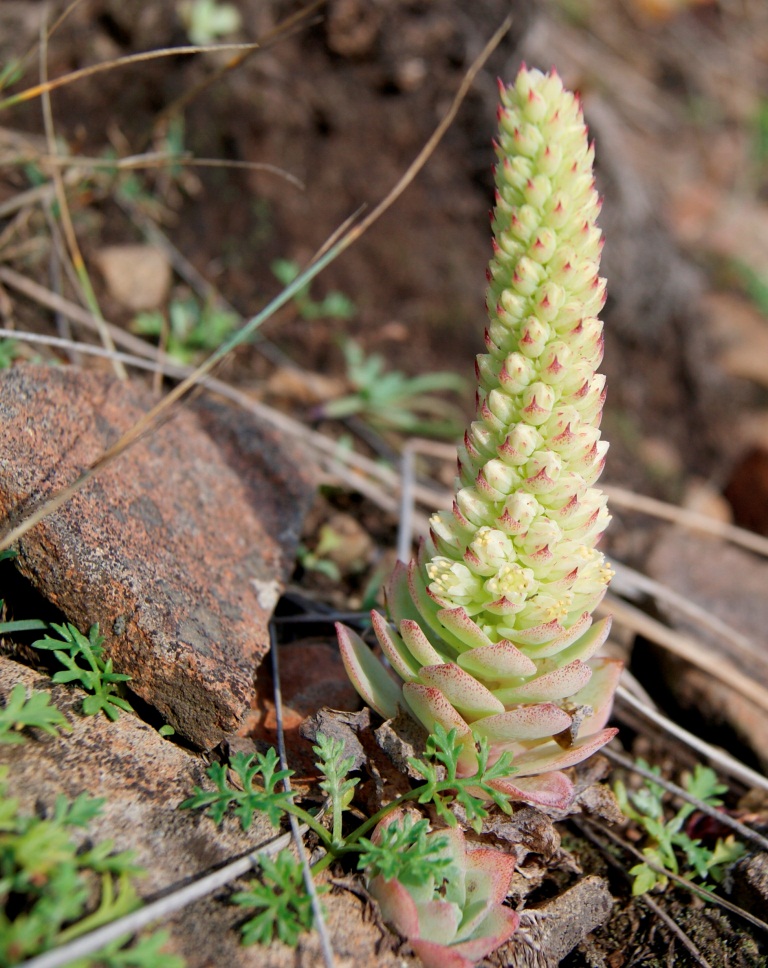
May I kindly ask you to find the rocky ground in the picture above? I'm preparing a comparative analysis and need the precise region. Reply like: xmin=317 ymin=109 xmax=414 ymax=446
xmin=1 ymin=1 xmax=768 ymax=966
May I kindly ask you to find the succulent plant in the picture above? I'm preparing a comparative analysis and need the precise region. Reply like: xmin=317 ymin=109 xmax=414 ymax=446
xmin=365 ymin=811 xmax=518 ymax=968
xmin=338 ymin=66 xmax=622 ymax=810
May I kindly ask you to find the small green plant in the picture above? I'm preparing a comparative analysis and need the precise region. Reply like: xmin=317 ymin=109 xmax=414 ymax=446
xmin=132 ymin=295 xmax=241 ymax=364
xmin=296 ymin=538 xmax=342 ymax=583
xmin=729 ymin=258 xmax=768 ymax=319
xmin=316 ymin=337 xmax=468 ymax=438
xmin=0 ymin=766 xmax=183 ymax=967
xmin=0 ymin=339 xmax=20 ymax=370
xmin=271 ymin=259 xmax=356 ymax=321
xmin=32 ymin=622 xmax=135 ymax=721
xmin=0 ymin=683 xmax=71 ymax=744
xmin=180 ymin=747 xmax=295 ymax=830
xmin=356 ymin=812 xmax=454 ymax=884
xmin=181 ymin=725 xmax=518 ymax=952
xmin=231 ymin=851 xmax=319 ymax=947
xmin=614 ymin=762 xmax=747 ymax=895
xmin=178 ymin=0 xmax=242 ymax=46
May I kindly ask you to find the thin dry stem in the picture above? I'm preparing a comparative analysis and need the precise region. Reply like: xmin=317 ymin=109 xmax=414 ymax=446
xmin=604 ymin=483 xmax=768 ymax=558
xmin=38 ymin=13 xmax=124 ymax=379
xmin=603 ymin=595 xmax=768 ymax=714
xmin=581 ymin=817 xmax=768 ymax=935
xmin=572 ymin=819 xmax=715 ymax=968
xmin=616 ymin=684 xmax=768 ymax=793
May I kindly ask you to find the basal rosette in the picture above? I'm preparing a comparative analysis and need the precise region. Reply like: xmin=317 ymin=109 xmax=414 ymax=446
xmin=338 ymin=66 xmax=622 ymax=810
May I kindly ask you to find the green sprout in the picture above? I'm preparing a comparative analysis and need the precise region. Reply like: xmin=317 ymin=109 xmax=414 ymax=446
xmin=614 ymin=762 xmax=747 ymax=895
xmin=356 ymin=813 xmax=455 ymax=886
xmin=318 ymin=337 xmax=467 ymax=438
xmin=271 ymin=259 xmax=356 ymax=321
xmin=230 ymin=852 xmax=320 ymax=948
xmin=180 ymin=748 xmax=295 ymax=830
xmin=32 ymin=623 xmax=135 ymax=721
xmin=132 ymin=294 xmax=241 ymax=364
xmin=0 ymin=339 xmax=21 ymax=370
xmin=0 ymin=684 xmax=71 ymax=745
xmin=0 ymin=766 xmax=183 ymax=967
xmin=178 ymin=0 xmax=242 ymax=46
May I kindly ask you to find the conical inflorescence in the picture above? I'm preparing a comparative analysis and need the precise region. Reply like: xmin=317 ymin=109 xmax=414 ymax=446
xmin=338 ymin=66 xmax=622 ymax=810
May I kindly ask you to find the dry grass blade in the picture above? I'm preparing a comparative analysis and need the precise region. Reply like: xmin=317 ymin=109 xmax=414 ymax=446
xmin=572 ymin=819 xmax=715 ymax=968
xmin=36 ymin=152 xmax=305 ymax=189
xmin=0 ymin=43 xmax=266 ymax=112
xmin=37 ymin=13 xmax=124 ymax=380
xmin=611 ymin=561 xmax=762 ymax=673
xmin=145 ymin=0 xmax=327 ymax=143
xmin=603 ymin=594 xmax=768 ymax=713
xmin=640 ymin=894 xmax=714 ymax=968
xmin=604 ymin=484 xmax=768 ymax=558
xmin=0 ymin=16 xmax=513 ymax=555
xmin=638 ymin=895 xmax=714 ymax=968
xmin=615 ymin=684 xmax=768 ymax=794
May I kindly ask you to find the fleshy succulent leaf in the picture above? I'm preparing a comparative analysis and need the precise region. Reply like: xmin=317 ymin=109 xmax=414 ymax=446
xmin=370 ymin=610 xmax=421 ymax=683
xmin=336 ymin=622 xmax=402 ymax=720
xmin=494 ymin=659 xmax=593 ymax=704
xmin=417 ymin=664 xmax=505 ymax=720
xmin=471 ymin=703 xmax=573 ymax=744
xmin=456 ymin=640 xmax=536 ymax=679
xmin=569 ymin=657 xmax=624 ymax=734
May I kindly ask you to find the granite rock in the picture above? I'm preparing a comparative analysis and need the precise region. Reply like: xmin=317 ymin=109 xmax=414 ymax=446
xmin=0 ymin=365 xmax=316 ymax=747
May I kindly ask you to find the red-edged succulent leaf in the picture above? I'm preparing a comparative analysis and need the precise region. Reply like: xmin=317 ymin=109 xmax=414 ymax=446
xmin=571 ymin=656 xmax=623 ymax=734
xmin=485 ymin=769 xmax=575 ymax=809
xmin=457 ymin=640 xmax=536 ymax=679
xmin=402 ymin=683 xmax=473 ymax=737
xmin=471 ymin=703 xmax=572 ymax=744
xmin=511 ymin=727 xmax=618 ymax=775
xmin=400 ymin=619 xmax=445 ymax=667
xmin=336 ymin=622 xmax=402 ymax=720
xmin=495 ymin=659 xmax=592 ymax=704
xmin=418 ymin=663 xmax=505 ymax=720
xmin=386 ymin=559 xmax=425 ymax=628
xmin=410 ymin=905 xmax=519 ymax=968
xmin=436 ymin=607 xmax=495 ymax=650
xmin=551 ymin=614 xmax=612 ymax=665
xmin=368 ymin=875 xmax=421 ymax=939
xmin=501 ymin=618 xmax=567 ymax=647
xmin=412 ymin=899 xmax=463 ymax=944
xmin=402 ymin=683 xmax=477 ymax=774
xmin=409 ymin=940 xmax=479 ymax=968
xmin=464 ymin=847 xmax=516 ymax=908
xmin=370 ymin=610 xmax=420 ymax=682
xmin=453 ymin=906 xmax=520 ymax=959
xmin=518 ymin=610 xmax=592 ymax=657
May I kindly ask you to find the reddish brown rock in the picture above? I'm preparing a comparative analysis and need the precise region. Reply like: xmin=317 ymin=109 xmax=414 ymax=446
xmin=0 ymin=365 xmax=316 ymax=748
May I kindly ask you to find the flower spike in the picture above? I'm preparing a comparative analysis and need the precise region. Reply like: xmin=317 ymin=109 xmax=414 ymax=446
xmin=338 ymin=66 xmax=621 ymax=811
